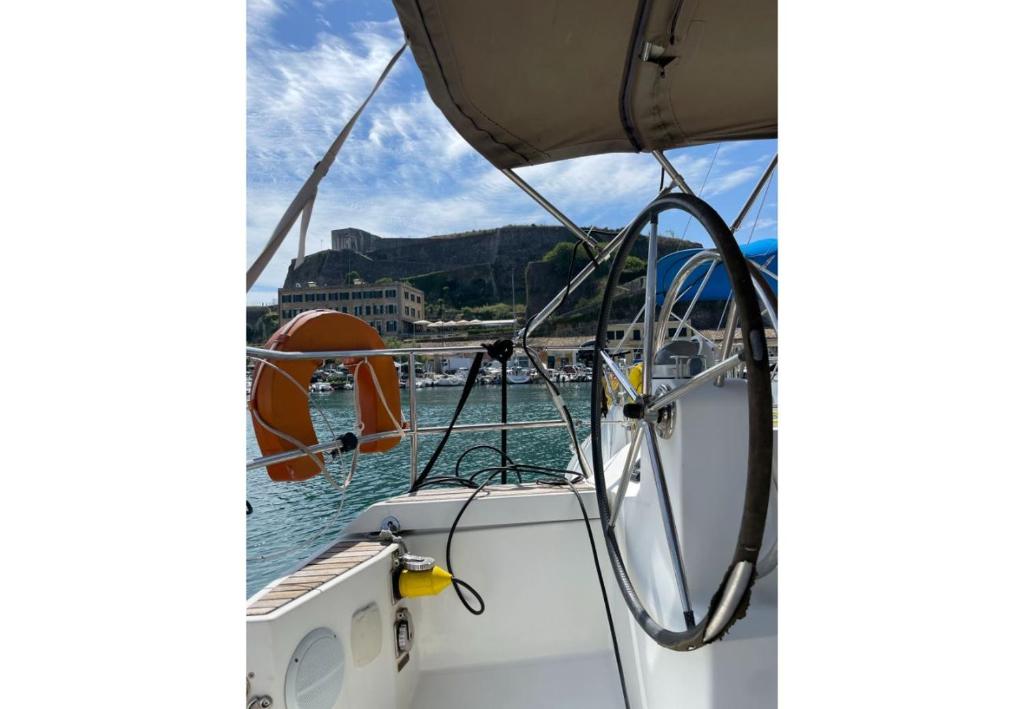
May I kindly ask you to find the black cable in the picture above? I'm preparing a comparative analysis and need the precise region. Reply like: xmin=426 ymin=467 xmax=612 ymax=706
xmin=410 ymin=352 xmax=485 ymax=491
xmin=483 ymin=339 xmax=514 ymax=483
xmin=440 ymin=463 xmax=630 ymax=709
xmin=450 ymin=577 xmax=485 ymax=614
xmin=409 ymin=234 xmax=630 ymax=702
xmin=452 ymin=444 xmax=515 ymax=479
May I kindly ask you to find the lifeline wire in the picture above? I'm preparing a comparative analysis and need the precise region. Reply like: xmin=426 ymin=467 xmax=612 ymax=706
xmin=245 ymin=354 xmax=384 ymax=562
xmin=247 ymin=350 xmax=408 ymax=562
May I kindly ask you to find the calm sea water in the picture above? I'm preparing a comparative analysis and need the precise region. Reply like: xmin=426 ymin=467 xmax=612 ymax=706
xmin=246 ymin=382 xmax=594 ymax=597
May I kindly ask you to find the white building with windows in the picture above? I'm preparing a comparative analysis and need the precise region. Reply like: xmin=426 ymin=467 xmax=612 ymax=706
xmin=277 ymin=280 xmax=426 ymax=336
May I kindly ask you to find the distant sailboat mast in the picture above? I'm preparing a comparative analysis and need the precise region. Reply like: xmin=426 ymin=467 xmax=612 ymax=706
xmin=510 ymin=270 xmax=517 ymax=339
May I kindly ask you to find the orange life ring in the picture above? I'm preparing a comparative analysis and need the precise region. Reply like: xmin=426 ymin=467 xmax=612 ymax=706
xmin=249 ymin=310 xmax=404 ymax=481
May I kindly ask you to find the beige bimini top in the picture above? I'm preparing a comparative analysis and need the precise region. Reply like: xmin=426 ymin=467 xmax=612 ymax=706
xmin=392 ymin=0 xmax=777 ymax=169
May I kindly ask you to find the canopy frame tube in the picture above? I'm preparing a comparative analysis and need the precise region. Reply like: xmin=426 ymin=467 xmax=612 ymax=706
xmin=501 ymin=169 xmax=600 ymax=251
xmin=515 ymin=184 xmax=676 ymax=339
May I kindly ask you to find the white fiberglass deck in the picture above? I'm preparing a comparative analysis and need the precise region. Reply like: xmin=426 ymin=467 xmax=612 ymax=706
xmin=412 ymin=652 xmax=624 ymax=709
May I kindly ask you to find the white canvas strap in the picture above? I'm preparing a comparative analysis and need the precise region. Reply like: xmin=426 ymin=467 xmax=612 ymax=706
xmin=246 ymin=42 xmax=407 ymax=291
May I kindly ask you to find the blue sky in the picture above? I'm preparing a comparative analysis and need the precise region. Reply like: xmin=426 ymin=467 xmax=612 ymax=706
xmin=247 ymin=0 xmax=778 ymax=305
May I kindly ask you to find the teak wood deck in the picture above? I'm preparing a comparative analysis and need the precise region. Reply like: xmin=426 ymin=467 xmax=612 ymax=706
xmin=246 ymin=539 xmax=389 ymax=616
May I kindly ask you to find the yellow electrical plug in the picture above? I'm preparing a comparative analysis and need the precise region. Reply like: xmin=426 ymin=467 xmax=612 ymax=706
xmin=398 ymin=566 xmax=453 ymax=598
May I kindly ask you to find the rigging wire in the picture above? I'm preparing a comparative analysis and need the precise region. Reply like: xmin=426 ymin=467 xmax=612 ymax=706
xmin=744 ymin=167 xmax=775 ymax=245
xmin=680 ymin=143 xmax=721 ymax=240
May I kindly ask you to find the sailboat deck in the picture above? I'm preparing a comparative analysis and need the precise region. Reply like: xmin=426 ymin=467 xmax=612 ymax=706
xmin=246 ymin=539 xmax=388 ymax=616
xmin=247 ymin=482 xmax=595 ymax=616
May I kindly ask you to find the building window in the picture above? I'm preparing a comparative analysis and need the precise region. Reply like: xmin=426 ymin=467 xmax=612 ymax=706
xmin=316 ymin=293 xmax=326 ymax=301
xmin=353 ymin=292 xmax=362 ymax=300
xmin=386 ymin=320 xmax=397 ymax=332
xmin=547 ymin=355 xmax=556 ymax=368
xmin=386 ymin=289 xmax=396 ymax=298
xmin=632 ymin=330 xmax=641 ymax=340
xmin=341 ymin=306 xmax=348 ymax=314
xmin=355 ymin=305 xmax=363 ymax=316
xmin=387 ymin=304 xmax=396 ymax=314
xmin=416 ymin=295 xmax=421 ymax=303
xmin=281 ymin=294 xmax=290 ymax=303
xmin=304 ymin=294 xmax=315 ymax=302
xmin=339 ymin=292 xmax=349 ymax=300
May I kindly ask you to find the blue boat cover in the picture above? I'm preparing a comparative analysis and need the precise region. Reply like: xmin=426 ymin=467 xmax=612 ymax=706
xmin=655 ymin=238 xmax=777 ymax=305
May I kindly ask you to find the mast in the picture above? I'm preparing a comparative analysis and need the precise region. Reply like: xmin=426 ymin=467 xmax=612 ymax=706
xmin=510 ymin=270 xmax=517 ymax=339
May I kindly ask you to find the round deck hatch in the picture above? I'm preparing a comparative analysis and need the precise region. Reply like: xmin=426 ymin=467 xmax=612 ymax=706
xmin=285 ymin=627 xmax=344 ymax=709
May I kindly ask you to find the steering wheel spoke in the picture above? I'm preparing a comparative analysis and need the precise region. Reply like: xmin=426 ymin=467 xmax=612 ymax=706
xmin=599 ymin=349 xmax=641 ymax=402
xmin=607 ymin=423 xmax=642 ymax=528
xmin=590 ymin=191 xmax=775 ymax=652
xmin=640 ymin=420 xmax=696 ymax=629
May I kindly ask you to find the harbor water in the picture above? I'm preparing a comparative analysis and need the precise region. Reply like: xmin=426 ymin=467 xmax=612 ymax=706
xmin=246 ymin=382 xmax=594 ymax=597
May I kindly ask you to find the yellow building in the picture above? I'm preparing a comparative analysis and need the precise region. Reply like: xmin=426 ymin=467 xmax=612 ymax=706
xmin=278 ymin=281 xmax=426 ymax=336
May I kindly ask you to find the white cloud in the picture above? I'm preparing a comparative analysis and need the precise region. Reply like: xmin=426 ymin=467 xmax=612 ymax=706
xmin=703 ymin=164 xmax=761 ymax=197
xmin=247 ymin=0 xmax=286 ymax=41
xmin=246 ymin=11 xmax=776 ymax=304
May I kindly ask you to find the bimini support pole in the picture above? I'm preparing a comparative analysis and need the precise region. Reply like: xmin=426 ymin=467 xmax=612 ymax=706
xmin=652 ymin=150 xmax=696 ymax=195
xmin=652 ymin=149 xmax=778 ymax=380
xmin=729 ymin=154 xmax=778 ymax=232
xmin=517 ymin=185 xmax=675 ymax=339
xmin=245 ymin=42 xmax=407 ymax=292
xmin=501 ymin=169 xmax=600 ymax=252
xmin=653 ymin=149 xmax=779 ymax=234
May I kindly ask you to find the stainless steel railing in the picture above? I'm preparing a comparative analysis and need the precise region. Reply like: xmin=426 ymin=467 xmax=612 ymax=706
xmin=245 ymin=342 xmax=591 ymax=484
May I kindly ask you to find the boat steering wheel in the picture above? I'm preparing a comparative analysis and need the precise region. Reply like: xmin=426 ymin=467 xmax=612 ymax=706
xmin=590 ymin=192 xmax=774 ymax=651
